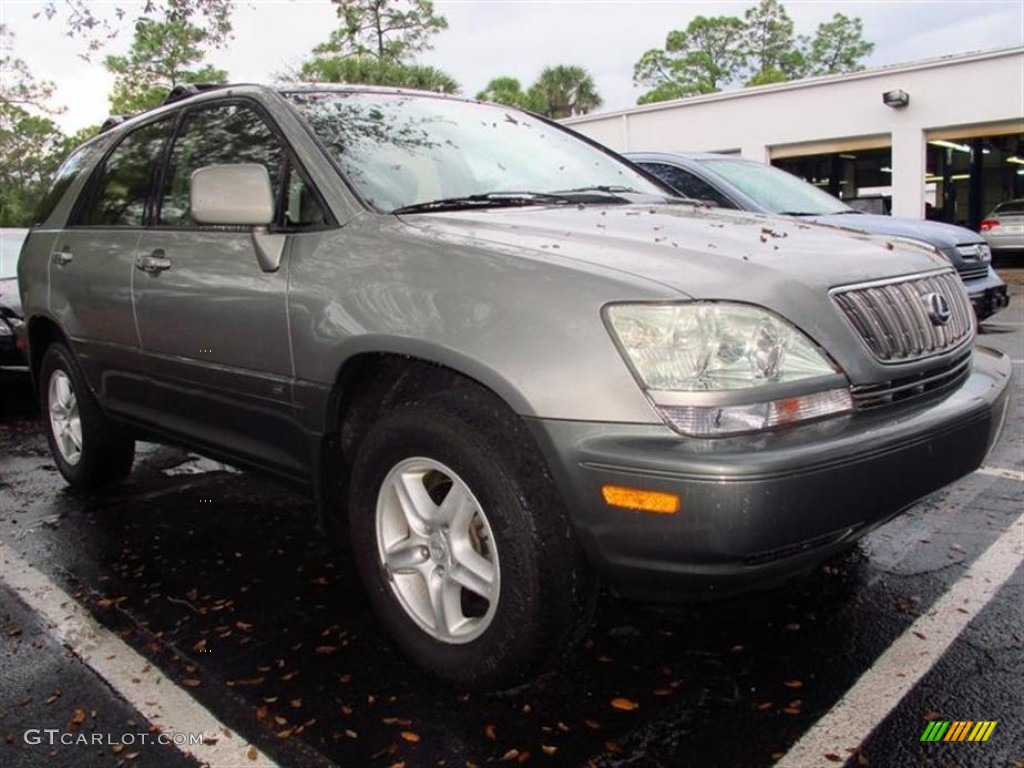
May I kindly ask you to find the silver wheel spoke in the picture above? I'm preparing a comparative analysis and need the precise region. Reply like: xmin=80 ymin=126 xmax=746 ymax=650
xmin=67 ymin=418 xmax=83 ymax=451
xmin=427 ymin=568 xmax=460 ymax=640
xmin=394 ymin=471 xmax=439 ymax=533
xmin=384 ymin=538 xmax=430 ymax=573
xmin=440 ymin=482 xmax=475 ymax=532
xmin=449 ymin=547 xmax=496 ymax=599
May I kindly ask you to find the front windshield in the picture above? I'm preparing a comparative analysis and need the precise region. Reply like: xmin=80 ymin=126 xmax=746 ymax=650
xmin=285 ymin=91 xmax=666 ymax=212
xmin=703 ymin=159 xmax=852 ymax=216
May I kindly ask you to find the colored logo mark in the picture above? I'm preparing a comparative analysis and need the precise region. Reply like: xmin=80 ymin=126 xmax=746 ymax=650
xmin=920 ymin=720 xmax=997 ymax=742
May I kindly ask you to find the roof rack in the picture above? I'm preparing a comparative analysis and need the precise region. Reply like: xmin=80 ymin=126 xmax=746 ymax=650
xmin=99 ymin=116 xmax=129 ymax=133
xmin=163 ymin=83 xmax=229 ymax=105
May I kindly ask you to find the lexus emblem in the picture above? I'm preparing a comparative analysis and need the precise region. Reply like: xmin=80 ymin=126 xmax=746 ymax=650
xmin=923 ymin=292 xmax=952 ymax=326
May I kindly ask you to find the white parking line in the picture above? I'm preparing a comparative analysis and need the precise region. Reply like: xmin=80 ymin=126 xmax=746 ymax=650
xmin=0 ymin=540 xmax=280 ymax=768
xmin=775 ymin=513 xmax=1024 ymax=767
xmin=977 ymin=465 xmax=1024 ymax=482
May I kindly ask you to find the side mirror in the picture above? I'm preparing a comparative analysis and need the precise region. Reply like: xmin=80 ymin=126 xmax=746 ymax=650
xmin=191 ymin=164 xmax=274 ymax=226
xmin=190 ymin=164 xmax=286 ymax=273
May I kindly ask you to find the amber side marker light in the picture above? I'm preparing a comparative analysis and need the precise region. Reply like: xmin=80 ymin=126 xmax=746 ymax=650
xmin=601 ymin=485 xmax=679 ymax=515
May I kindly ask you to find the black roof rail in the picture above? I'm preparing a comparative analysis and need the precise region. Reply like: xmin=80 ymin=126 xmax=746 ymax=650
xmin=99 ymin=116 xmax=129 ymax=133
xmin=163 ymin=83 xmax=230 ymax=105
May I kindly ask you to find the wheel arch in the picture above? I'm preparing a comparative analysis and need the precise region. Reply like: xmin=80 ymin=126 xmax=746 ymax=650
xmin=312 ymin=343 xmax=548 ymax=531
xmin=328 ymin=345 xmax=531 ymax=467
xmin=26 ymin=314 xmax=70 ymax=387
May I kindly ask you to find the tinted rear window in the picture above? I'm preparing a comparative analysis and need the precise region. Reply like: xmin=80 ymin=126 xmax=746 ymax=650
xmin=994 ymin=200 xmax=1024 ymax=215
xmin=33 ymin=144 xmax=95 ymax=226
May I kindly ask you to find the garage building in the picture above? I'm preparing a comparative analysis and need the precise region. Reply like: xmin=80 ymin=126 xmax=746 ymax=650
xmin=563 ymin=45 xmax=1024 ymax=230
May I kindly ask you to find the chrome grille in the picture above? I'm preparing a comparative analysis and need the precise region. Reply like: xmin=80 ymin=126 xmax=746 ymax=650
xmin=957 ymin=264 xmax=989 ymax=281
xmin=851 ymin=351 xmax=972 ymax=409
xmin=831 ymin=271 xmax=974 ymax=362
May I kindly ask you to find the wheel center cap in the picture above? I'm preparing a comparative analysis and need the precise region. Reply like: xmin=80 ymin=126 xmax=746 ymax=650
xmin=428 ymin=533 xmax=449 ymax=563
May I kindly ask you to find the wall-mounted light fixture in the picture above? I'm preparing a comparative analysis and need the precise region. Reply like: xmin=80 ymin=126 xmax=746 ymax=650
xmin=882 ymin=89 xmax=910 ymax=108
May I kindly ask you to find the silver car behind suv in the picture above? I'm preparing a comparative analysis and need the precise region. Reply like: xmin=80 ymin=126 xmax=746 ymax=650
xmin=981 ymin=198 xmax=1024 ymax=255
xmin=18 ymin=84 xmax=1012 ymax=689
xmin=626 ymin=152 xmax=1010 ymax=320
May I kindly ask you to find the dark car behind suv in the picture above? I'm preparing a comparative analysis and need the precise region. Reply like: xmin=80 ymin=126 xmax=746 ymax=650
xmin=627 ymin=152 xmax=1010 ymax=320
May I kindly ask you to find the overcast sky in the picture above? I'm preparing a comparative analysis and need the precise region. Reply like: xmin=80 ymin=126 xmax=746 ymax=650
xmin=3 ymin=0 xmax=1023 ymax=132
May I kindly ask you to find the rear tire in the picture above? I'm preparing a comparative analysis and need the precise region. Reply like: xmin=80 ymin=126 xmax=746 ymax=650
xmin=348 ymin=388 xmax=594 ymax=690
xmin=39 ymin=343 xmax=135 ymax=489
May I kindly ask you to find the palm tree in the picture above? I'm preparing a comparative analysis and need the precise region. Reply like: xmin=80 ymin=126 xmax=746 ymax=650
xmin=530 ymin=65 xmax=602 ymax=119
xmin=475 ymin=76 xmax=529 ymax=108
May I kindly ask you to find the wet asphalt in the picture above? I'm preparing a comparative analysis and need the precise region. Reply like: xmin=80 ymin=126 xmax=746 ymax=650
xmin=1 ymin=276 xmax=1022 ymax=768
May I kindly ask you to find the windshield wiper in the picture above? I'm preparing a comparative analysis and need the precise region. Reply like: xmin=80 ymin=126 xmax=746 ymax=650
xmin=778 ymin=209 xmax=862 ymax=216
xmin=392 ymin=191 xmax=573 ymax=215
xmin=554 ymin=184 xmax=641 ymax=195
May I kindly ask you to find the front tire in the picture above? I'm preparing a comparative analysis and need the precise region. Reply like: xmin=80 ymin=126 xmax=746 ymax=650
xmin=39 ymin=343 xmax=135 ymax=489
xmin=348 ymin=390 xmax=594 ymax=689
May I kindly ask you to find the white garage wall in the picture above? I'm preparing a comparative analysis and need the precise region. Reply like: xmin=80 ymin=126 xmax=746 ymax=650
xmin=563 ymin=47 xmax=1024 ymax=219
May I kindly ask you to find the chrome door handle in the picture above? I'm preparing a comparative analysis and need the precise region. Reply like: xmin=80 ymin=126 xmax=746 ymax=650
xmin=51 ymin=250 xmax=73 ymax=266
xmin=135 ymin=251 xmax=172 ymax=274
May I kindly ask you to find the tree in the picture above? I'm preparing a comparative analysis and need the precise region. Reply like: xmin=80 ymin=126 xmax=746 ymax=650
xmin=742 ymin=0 xmax=803 ymax=85
xmin=295 ymin=1 xmax=453 ymax=94
xmin=634 ymin=15 xmax=747 ymax=104
xmin=298 ymin=56 xmax=459 ymax=94
xmin=0 ymin=111 xmax=66 ymax=226
xmin=104 ymin=17 xmax=227 ymax=114
xmin=315 ymin=0 xmax=447 ymax=62
xmin=0 ymin=26 xmax=66 ymax=227
xmin=805 ymin=12 xmax=874 ymax=76
xmin=529 ymin=65 xmax=602 ymax=119
xmin=0 ymin=24 xmax=59 ymax=111
xmin=476 ymin=77 xmax=531 ymax=109
xmin=35 ymin=0 xmax=233 ymax=55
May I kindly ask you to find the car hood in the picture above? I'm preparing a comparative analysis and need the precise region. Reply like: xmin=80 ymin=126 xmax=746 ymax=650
xmin=807 ymin=213 xmax=984 ymax=250
xmin=401 ymin=203 xmax=949 ymax=305
xmin=0 ymin=277 xmax=21 ymax=319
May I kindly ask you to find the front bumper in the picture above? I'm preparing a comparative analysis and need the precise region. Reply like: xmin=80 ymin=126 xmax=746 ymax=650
xmin=528 ymin=346 xmax=1012 ymax=601
xmin=962 ymin=269 xmax=1009 ymax=320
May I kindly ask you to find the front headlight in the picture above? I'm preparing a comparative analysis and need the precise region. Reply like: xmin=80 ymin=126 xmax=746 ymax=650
xmin=605 ymin=302 xmax=852 ymax=436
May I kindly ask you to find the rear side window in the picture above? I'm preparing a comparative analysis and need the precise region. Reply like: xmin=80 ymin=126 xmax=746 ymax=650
xmin=76 ymin=119 xmax=175 ymax=227
xmin=33 ymin=144 xmax=97 ymax=226
xmin=640 ymin=163 xmax=736 ymax=209
xmin=159 ymin=103 xmax=285 ymax=227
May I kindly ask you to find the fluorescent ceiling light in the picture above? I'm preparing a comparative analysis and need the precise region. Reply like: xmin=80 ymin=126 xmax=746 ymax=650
xmin=1007 ymin=156 xmax=1024 ymax=165
xmin=928 ymin=140 xmax=971 ymax=154
xmin=839 ymin=154 xmax=857 ymax=160
xmin=880 ymin=167 xmax=893 ymax=173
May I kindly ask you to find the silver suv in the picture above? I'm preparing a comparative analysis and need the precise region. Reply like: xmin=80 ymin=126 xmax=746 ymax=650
xmin=18 ymin=84 xmax=1012 ymax=689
